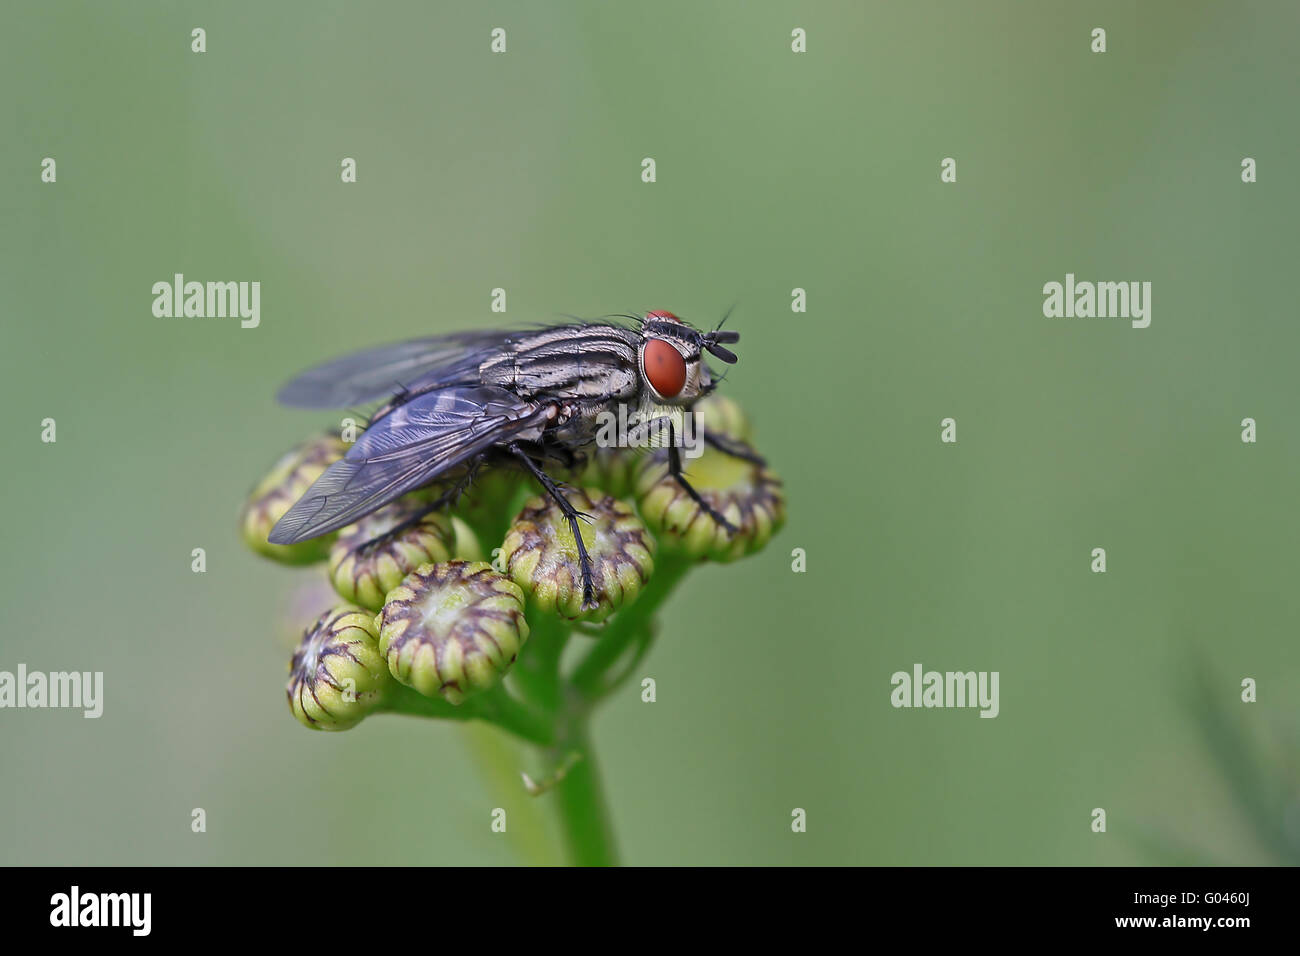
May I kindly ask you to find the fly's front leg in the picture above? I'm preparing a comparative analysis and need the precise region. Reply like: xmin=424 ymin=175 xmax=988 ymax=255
xmin=702 ymin=429 xmax=766 ymax=466
xmin=667 ymin=422 xmax=739 ymax=534
xmin=508 ymin=443 xmax=598 ymax=609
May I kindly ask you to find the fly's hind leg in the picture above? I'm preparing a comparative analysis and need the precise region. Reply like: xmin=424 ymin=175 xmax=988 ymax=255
xmin=354 ymin=459 xmax=481 ymax=554
xmin=667 ymin=422 xmax=739 ymax=534
xmin=508 ymin=443 xmax=597 ymax=609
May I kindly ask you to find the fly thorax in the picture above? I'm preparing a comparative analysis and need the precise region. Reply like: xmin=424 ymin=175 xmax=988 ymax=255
xmin=552 ymin=404 xmax=607 ymax=447
xmin=480 ymin=326 xmax=640 ymax=400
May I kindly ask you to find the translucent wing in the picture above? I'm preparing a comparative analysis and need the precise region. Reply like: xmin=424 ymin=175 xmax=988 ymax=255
xmin=276 ymin=330 xmax=515 ymax=409
xmin=268 ymin=385 xmax=547 ymax=543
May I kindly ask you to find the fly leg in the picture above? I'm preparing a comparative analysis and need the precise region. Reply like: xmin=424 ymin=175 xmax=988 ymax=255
xmin=666 ymin=422 xmax=739 ymax=534
xmin=354 ymin=459 xmax=480 ymax=553
xmin=702 ymin=429 xmax=766 ymax=467
xmin=508 ymin=443 xmax=597 ymax=609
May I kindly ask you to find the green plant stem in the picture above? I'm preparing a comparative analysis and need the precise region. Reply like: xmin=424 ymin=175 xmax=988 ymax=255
xmin=382 ymin=683 xmax=472 ymax=721
xmin=460 ymin=723 xmax=562 ymax=864
xmin=473 ymin=685 xmax=557 ymax=746
xmin=550 ymin=719 xmax=617 ymax=866
xmin=397 ymin=484 xmax=695 ymax=864
xmin=383 ymin=682 xmax=555 ymax=747
xmin=511 ymin=611 xmax=568 ymax=715
xmin=569 ymin=553 xmax=690 ymax=700
xmin=543 ymin=551 xmax=693 ymax=865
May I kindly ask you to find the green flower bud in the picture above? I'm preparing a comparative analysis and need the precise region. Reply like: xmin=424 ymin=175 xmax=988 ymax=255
xmin=328 ymin=499 xmax=456 ymax=611
xmin=448 ymin=467 xmax=528 ymax=546
xmin=240 ymin=434 xmax=347 ymax=564
xmin=635 ymin=442 xmax=784 ymax=561
xmin=500 ymin=487 xmax=655 ymax=623
xmin=377 ymin=561 xmax=528 ymax=705
xmin=277 ymin=576 xmax=342 ymax=654
xmin=694 ymin=393 xmax=752 ymax=443
xmin=449 ymin=515 xmax=485 ymax=562
xmin=580 ymin=446 xmax=640 ymax=500
xmin=287 ymin=606 xmax=391 ymax=731
xmin=542 ymin=448 xmax=634 ymax=500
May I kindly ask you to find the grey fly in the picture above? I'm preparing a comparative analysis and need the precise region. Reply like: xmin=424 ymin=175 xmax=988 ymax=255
xmin=268 ymin=310 xmax=756 ymax=607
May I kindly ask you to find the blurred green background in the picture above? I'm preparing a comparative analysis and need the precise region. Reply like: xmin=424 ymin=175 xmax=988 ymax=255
xmin=3 ymin=0 xmax=1297 ymax=865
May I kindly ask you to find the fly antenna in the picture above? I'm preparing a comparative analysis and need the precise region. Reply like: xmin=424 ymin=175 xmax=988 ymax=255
xmin=702 ymin=306 xmax=740 ymax=362
xmin=714 ymin=301 xmax=737 ymax=332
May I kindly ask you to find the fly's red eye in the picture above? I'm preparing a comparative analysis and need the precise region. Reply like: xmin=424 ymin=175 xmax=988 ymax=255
xmin=643 ymin=338 xmax=687 ymax=397
xmin=646 ymin=310 xmax=680 ymax=323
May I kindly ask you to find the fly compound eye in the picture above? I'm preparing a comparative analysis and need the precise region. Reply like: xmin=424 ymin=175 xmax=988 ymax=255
xmin=642 ymin=338 xmax=687 ymax=398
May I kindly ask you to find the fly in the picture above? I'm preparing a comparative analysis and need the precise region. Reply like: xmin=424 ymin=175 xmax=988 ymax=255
xmin=268 ymin=310 xmax=755 ymax=607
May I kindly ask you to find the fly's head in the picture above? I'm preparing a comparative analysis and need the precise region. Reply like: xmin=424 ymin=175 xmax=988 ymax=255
xmin=636 ymin=310 xmax=740 ymax=406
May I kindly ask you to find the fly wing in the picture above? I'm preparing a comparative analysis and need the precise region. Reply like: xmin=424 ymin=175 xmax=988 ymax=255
xmin=268 ymin=385 xmax=547 ymax=544
xmin=276 ymin=330 xmax=515 ymax=408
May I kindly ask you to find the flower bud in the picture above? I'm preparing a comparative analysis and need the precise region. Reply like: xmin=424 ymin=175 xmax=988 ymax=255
xmin=449 ymin=515 xmax=484 ymax=562
xmin=240 ymin=434 xmax=347 ymax=564
xmin=635 ymin=442 xmax=783 ymax=561
xmin=287 ymin=606 xmax=391 ymax=731
xmin=694 ymin=393 xmax=752 ymax=443
xmin=328 ymin=499 xmax=456 ymax=611
xmin=448 ymin=467 xmax=528 ymax=547
xmin=543 ymin=449 xmax=634 ymax=500
xmin=581 ymin=446 xmax=640 ymax=500
xmin=377 ymin=561 xmax=528 ymax=705
xmin=500 ymin=487 xmax=655 ymax=623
